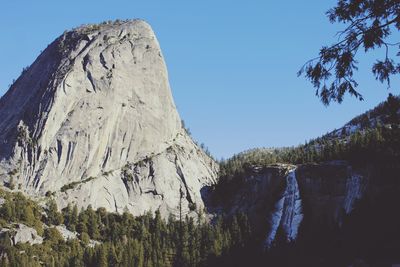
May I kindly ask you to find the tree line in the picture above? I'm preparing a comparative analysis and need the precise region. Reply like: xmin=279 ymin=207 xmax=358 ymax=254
xmin=213 ymin=95 xmax=400 ymax=206
xmin=0 ymin=189 xmax=253 ymax=267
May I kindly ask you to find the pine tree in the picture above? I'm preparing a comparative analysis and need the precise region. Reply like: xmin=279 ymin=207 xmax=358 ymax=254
xmin=21 ymin=204 xmax=36 ymax=226
xmin=71 ymin=204 xmax=79 ymax=231
xmin=230 ymin=215 xmax=242 ymax=247
xmin=47 ymin=199 xmax=63 ymax=225
xmin=77 ymin=209 xmax=89 ymax=234
xmin=97 ymin=245 xmax=108 ymax=267
xmin=1 ymin=198 xmax=13 ymax=221
xmin=108 ymin=244 xmax=119 ymax=266
xmin=62 ymin=204 xmax=72 ymax=228
xmin=87 ymin=205 xmax=100 ymax=240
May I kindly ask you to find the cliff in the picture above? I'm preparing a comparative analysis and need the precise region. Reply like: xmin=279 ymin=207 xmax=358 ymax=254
xmin=0 ymin=20 xmax=218 ymax=217
xmin=208 ymin=161 xmax=368 ymax=248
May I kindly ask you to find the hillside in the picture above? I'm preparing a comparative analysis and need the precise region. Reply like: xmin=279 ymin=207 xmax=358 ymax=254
xmin=0 ymin=187 xmax=253 ymax=266
xmin=206 ymin=94 xmax=400 ymax=266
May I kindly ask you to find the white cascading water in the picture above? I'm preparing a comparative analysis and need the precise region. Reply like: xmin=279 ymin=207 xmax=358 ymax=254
xmin=264 ymin=168 xmax=304 ymax=249
xmin=343 ymin=173 xmax=364 ymax=214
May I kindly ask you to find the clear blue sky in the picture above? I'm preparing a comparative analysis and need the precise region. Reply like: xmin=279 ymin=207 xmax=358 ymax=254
xmin=0 ymin=1 xmax=398 ymax=159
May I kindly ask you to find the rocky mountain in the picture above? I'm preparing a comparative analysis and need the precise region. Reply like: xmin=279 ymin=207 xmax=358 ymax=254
xmin=0 ymin=20 xmax=218 ymax=217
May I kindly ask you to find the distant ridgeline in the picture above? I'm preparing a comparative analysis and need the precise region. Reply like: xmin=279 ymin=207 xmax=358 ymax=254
xmin=217 ymin=94 xmax=400 ymax=184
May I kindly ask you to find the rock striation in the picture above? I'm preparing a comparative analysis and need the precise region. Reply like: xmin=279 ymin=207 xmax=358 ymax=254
xmin=0 ymin=20 xmax=218 ymax=217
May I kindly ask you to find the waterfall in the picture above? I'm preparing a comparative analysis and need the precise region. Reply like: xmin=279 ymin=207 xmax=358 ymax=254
xmin=264 ymin=167 xmax=304 ymax=249
xmin=343 ymin=172 xmax=364 ymax=214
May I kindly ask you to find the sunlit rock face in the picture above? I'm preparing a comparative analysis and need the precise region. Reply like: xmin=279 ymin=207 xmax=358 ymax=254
xmin=0 ymin=20 xmax=218 ymax=217
xmin=0 ymin=224 xmax=43 ymax=245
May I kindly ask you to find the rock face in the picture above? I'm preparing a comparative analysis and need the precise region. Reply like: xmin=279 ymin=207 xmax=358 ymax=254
xmin=0 ymin=20 xmax=218 ymax=217
xmin=296 ymin=161 xmax=367 ymax=226
xmin=0 ymin=224 xmax=43 ymax=245
xmin=55 ymin=225 xmax=77 ymax=241
xmin=12 ymin=224 xmax=43 ymax=245
xmin=211 ymin=161 xmax=367 ymax=248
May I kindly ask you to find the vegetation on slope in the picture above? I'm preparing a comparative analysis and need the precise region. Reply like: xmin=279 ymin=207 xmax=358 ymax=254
xmin=212 ymin=94 xmax=400 ymax=208
xmin=0 ymin=188 xmax=254 ymax=267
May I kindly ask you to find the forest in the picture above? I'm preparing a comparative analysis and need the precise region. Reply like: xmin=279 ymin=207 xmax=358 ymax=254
xmin=0 ymin=187 xmax=256 ymax=267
